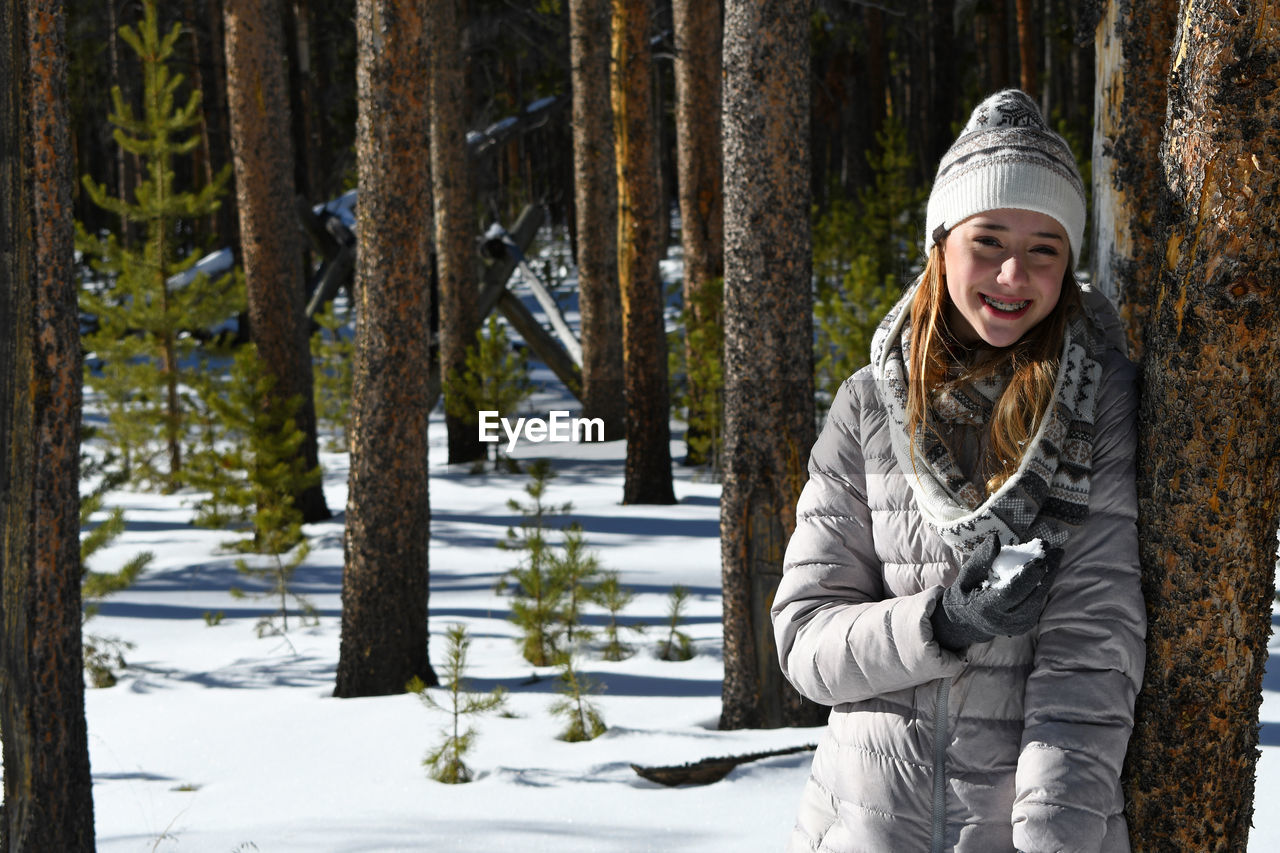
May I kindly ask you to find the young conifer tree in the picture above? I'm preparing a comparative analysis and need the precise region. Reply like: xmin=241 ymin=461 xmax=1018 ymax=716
xmin=812 ymin=117 xmax=922 ymax=407
xmin=498 ymin=459 xmax=572 ymax=666
xmin=444 ymin=314 xmax=534 ymax=471
xmin=408 ymin=623 xmax=506 ymax=783
xmin=310 ymin=301 xmax=354 ymax=452
xmin=670 ymin=276 xmax=724 ymax=475
xmin=77 ymin=0 xmax=242 ymax=489
xmin=550 ymin=522 xmax=603 ymax=650
xmin=80 ymin=455 xmax=154 ymax=687
xmin=192 ymin=345 xmax=322 ymax=635
xmin=658 ymin=583 xmax=695 ymax=662
xmin=593 ymin=571 xmax=645 ymax=661
xmin=550 ymin=646 xmax=607 ymax=742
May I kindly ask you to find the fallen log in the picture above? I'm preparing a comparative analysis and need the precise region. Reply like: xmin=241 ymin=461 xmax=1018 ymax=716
xmin=630 ymin=743 xmax=816 ymax=787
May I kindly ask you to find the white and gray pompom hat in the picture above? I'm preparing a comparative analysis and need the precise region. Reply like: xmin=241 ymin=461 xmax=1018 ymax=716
xmin=924 ymin=89 xmax=1086 ymax=262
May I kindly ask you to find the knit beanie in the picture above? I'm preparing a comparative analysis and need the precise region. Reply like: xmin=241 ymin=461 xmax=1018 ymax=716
xmin=924 ymin=89 xmax=1086 ymax=261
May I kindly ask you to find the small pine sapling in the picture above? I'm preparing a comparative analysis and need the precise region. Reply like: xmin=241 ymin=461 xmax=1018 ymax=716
xmin=669 ymin=276 xmax=724 ymax=475
xmin=77 ymin=0 xmax=243 ymax=490
xmin=444 ymin=314 xmax=533 ymax=471
xmin=80 ymin=480 xmax=153 ymax=687
xmin=200 ymin=346 xmax=322 ymax=635
xmin=498 ymin=459 xmax=572 ymax=666
xmin=408 ymin=624 xmax=506 ymax=783
xmin=550 ymin=523 xmax=603 ymax=650
xmin=658 ymin=584 xmax=695 ymax=662
xmin=310 ymin=300 xmax=354 ymax=452
xmin=549 ymin=647 xmax=607 ymax=742
xmin=593 ymin=571 xmax=645 ymax=661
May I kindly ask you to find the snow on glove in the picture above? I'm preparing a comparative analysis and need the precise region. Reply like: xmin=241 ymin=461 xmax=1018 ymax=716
xmin=929 ymin=534 xmax=1062 ymax=653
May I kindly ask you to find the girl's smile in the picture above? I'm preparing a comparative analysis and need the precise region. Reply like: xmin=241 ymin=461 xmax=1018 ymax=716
xmin=941 ymin=208 xmax=1069 ymax=348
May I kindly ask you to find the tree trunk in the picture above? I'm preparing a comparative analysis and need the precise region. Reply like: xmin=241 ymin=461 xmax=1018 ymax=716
xmin=925 ymin=0 xmax=958 ymax=170
xmin=719 ymin=0 xmax=824 ymax=731
xmin=432 ymin=0 xmax=485 ymax=465
xmin=570 ymin=0 xmax=625 ymax=441
xmin=334 ymin=0 xmax=438 ymax=698
xmin=224 ymin=0 xmax=330 ymax=523
xmin=1015 ymin=0 xmax=1037 ymax=98
xmin=986 ymin=0 xmax=1011 ymax=90
xmin=1090 ymin=0 xmax=1179 ymax=359
xmin=1120 ymin=4 xmax=1280 ymax=849
xmin=203 ymin=0 xmax=241 ymax=256
xmin=612 ymin=0 xmax=675 ymax=505
xmin=0 ymin=0 xmax=96 ymax=847
xmin=672 ymin=0 xmax=723 ymax=468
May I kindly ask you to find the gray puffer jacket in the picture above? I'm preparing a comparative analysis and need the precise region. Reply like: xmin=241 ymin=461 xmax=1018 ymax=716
xmin=772 ymin=331 xmax=1144 ymax=853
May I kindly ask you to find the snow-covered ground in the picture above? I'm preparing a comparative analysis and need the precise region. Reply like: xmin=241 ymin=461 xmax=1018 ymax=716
xmin=43 ymin=416 xmax=1280 ymax=853
xmin=9 ymin=253 xmax=1279 ymax=851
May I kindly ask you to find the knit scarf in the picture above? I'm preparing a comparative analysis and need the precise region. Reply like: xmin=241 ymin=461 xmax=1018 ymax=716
xmin=869 ymin=281 xmax=1102 ymax=558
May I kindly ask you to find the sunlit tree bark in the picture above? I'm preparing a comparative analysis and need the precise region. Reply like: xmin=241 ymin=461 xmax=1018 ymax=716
xmin=335 ymin=0 xmax=438 ymax=698
xmin=0 ymin=0 xmax=95 ymax=846
xmin=1121 ymin=4 xmax=1280 ymax=849
xmin=570 ymin=0 xmax=625 ymax=441
xmin=719 ymin=0 xmax=824 ymax=731
xmin=224 ymin=0 xmax=330 ymax=522
xmin=611 ymin=0 xmax=674 ymax=504
xmin=1090 ymin=0 xmax=1179 ymax=359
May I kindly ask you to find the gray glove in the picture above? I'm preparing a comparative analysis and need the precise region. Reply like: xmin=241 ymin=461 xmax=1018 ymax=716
xmin=930 ymin=534 xmax=1062 ymax=653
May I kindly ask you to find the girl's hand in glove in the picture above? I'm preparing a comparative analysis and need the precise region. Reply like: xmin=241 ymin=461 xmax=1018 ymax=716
xmin=929 ymin=534 xmax=1062 ymax=652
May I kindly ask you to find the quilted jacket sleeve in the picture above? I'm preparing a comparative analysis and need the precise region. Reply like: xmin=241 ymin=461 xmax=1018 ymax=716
xmin=1012 ymin=350 xmax=1146 ymax=853
xmin=772 ymin=373 xmax=965 ymax=707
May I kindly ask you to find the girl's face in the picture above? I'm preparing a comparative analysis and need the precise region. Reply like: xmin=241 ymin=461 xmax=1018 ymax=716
xmin=940 ymin=209 xmax=1069 ymax=349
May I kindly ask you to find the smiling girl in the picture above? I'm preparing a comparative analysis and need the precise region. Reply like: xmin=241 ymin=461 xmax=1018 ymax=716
xmin=772 ymin=90 xmax=1145 ymax=853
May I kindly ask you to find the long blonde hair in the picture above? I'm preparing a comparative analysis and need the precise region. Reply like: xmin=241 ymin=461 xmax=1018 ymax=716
xmin=905 ymin=245 xmax=1081 ymax=496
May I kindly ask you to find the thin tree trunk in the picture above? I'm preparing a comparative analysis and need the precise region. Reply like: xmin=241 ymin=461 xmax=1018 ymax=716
xmin=612 ymin=0 xmax=675 ymax=505
xmin=1090 ymin=0 xmax=1179 ymax=359
xmin=224 ymin=0 xmax=330 ymax=522
xmin=0 ymin=0 xmax=95 ymax=847
xmin=432 ymin=0 xmax=485 ymax=465
xmin=987 ymin=0 xmax=1011 ymax=90
xmin=1015 ymin=0 xmax=1037 ymax=97
xmin=925 ymin=0 xmax=957 ymax=173
xmin=570 ymin=0 xmax=625 ymax=441
xmin=203 ymin=0 xmax=241 ymax=255
xmin=334 ymin=0 xmax=438 ymax=698
xmin=1121 ymin=4 xmax=1280 ymax=849
xmin=720 ymin=0 xmax=824 ymax=731
xmin=672 ymin=0 xmax=723 ymax=469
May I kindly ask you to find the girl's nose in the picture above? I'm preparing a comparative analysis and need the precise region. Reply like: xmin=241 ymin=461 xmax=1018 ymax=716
xmin=997 ymin=254 xmax=1027 ymax=287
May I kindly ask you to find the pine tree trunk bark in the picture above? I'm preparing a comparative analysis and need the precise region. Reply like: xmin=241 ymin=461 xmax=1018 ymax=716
xmin=612 ymin=0 xmax=675 ymax=505
xmin=1090 ymin=0 xmax=1179 ymax=359
xmin=0 ymin=1 xmax=96 ymax=846
xmin=1121 ymin=4 xmax=1280 ymax=849
xmin=672 ymin=0 xmax=723 ymax=468
xmin=1015 ymin=0 xmax=1037 ymax=98
xmin=334 ymin=0 xmax=438 ymax=698
xmin=570 ymin=0 xmax=625 ymax=441
xmin=431 ymin=0 xmax=485 ymax=465
xmin=224 ymin=0 xmax=330 ymax=522
xmin=719 ymin=0 xmax=825 ymax=731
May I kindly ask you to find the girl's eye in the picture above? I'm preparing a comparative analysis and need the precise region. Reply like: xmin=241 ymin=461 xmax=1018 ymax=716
xmin=1031 ymin=245 xmax=1060 ymax=256
xmin=975 ymin=236 xmax=1001 ymax=248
